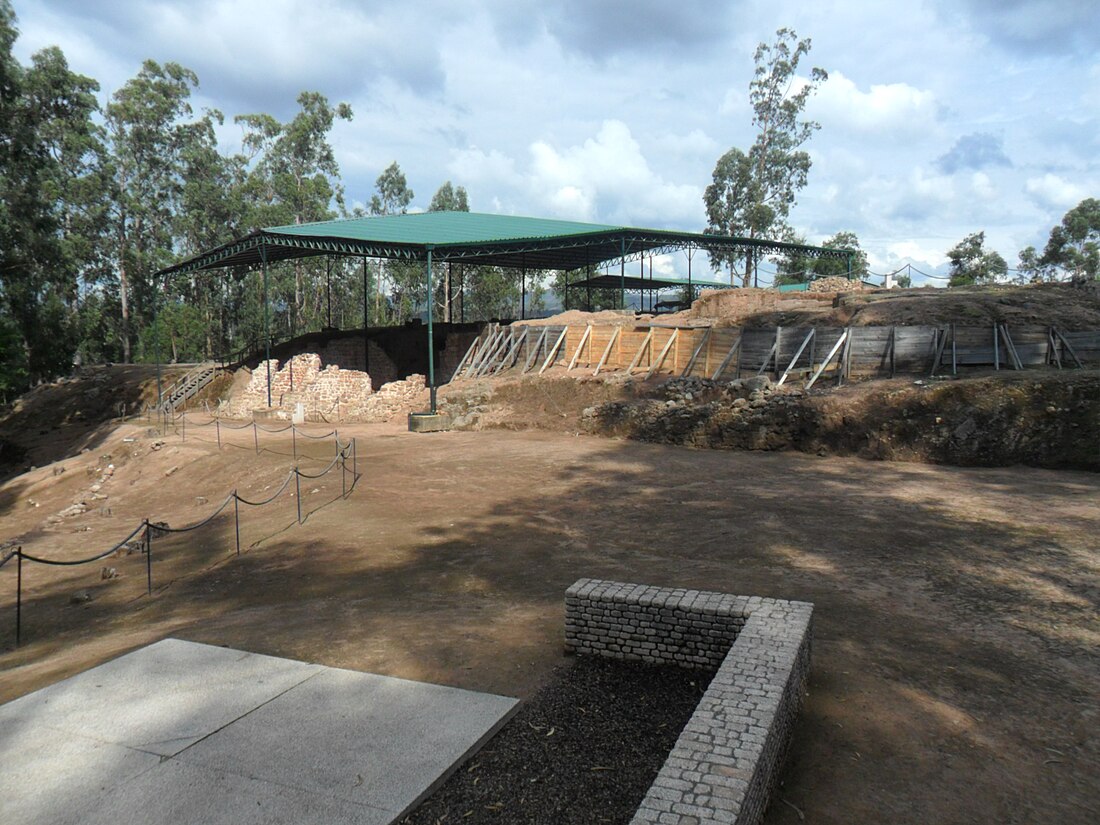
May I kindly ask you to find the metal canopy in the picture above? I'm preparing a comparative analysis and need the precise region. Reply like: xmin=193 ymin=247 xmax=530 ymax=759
xmin=568 ymin=273 xmax=731 ymax=292
xmin=156 ymin=211 xmax=851 ymax=277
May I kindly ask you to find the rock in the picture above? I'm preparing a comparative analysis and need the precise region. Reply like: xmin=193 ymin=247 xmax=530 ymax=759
xmin=101 ymin=567 xmax=118 ymax=580
xmin=195 ymin=496 xmax=208 ymax=506
xmin=52 ymin=466 xmax=65 ymax=476
xmin=743 ymin=376 xmax=772 ymax=392
xmin=164 ymin=465 xmax=179 ymax=477
xmin=89 ymin=483 xmax=101 ymax=493
xmin=70 ymin=590 xmax=93 ymax=604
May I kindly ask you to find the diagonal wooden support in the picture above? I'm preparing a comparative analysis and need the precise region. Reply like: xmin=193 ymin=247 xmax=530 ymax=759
xmin=466 ymin=326 xmax=501 ymax=377
xmin=757 ymin=340 xmax=778 ymax=376
xmin=777 ymin=328 xmax=815 ymax=386
xmin=495 ymin=326 xmax=529 ymax=375
xmin=710 ymin=336 xmax=741 ymax=381
xmin=593 ymin=326 xmax=621 ymax=376
xmin=999 ymin=323 xmax=1023 ymax=370
xmin=929 ymin=327 xmax=948 ymax=377
xmin=806 ymin=329 xmax=847 ymax=389
xmin=539 ymin=327 xmax=569 ymax=374
xmin=523 ymin=327 xmax=548 ymax=373
xmin=681 ymin=327 xmax=711 ymax=377
xmin=1053 ymin=326 xmax=1083 ymax=368
xmin=475 ymin=327 xmax=512 ymax=377
xmin=567 ymin=325 xmax=593 ymax=371
xmin=626 ymin=328 xmax=654 ymax=373
xmin=453 ymin=335 xmax=480 ymax=378
xmin=646 ymin=328 xmax=679 ymax=379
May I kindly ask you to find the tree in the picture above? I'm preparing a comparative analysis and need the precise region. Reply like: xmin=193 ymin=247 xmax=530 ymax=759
xmin=774 ymin=230 xmax=867 ymax=285
xmin=947 ymin=232 xmax=1007 ymax=287
xmin=237 ymin=92 xmax=352 ymax=336
xmin=1039 ymin=198 xmax=1100 ymax=283
xmin=428 ymin=180 xmax=468 ymax=213
xmin=705 ymin=28 xmax=827 ymax=286
xmin=0 ymin=1 xmax=107 ymax=394
xmin=105 ymin=60 xmax=204 ymax=362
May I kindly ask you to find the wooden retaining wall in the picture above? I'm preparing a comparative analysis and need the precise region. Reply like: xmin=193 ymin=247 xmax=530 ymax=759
xmin=452 ymin=322 xmax=1100 ymax=385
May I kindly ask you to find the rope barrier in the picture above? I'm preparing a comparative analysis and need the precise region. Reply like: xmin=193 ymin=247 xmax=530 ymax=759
xmin=4 ymin=435 xmax=359 ymax=646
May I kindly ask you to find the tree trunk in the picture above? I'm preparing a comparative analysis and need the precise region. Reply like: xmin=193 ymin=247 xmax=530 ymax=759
xmin=119 ymin=257 xmax=131 ymax=363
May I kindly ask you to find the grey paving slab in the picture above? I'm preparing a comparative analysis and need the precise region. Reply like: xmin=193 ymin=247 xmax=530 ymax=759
xmin=0 ymin=639 xmax=519 ymax=825
xmin=0 ymin=724 xmax=161 ymax=825
xmin=74 ymin=760 xmax=394 ymax=825
xmin=0 ymin=638 xmax=321 ymax=756
xmin=179 ymin=666 xmax=520 ymax=816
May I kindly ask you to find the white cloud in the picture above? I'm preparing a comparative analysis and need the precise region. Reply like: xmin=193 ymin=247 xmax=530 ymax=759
xmin=807 ymin=71 xmax=938 ymax=136
xmin=1024 ymin=174 xmax=1087 ymax=210
xmin=524 ymin=120 xmax=702 ymax=225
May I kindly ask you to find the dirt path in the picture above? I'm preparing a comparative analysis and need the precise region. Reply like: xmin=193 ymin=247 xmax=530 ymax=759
xmin=1 ymin=423 xmax=1098 ymax=824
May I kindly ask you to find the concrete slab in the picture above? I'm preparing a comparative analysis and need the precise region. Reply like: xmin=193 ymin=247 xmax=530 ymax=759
xmin=0 ymin=639 xmax=518 ymax=825
xmin=179 ymin=666 xmax=520 ymax=815
xmin=0 ymin=638 xmax=320 ymax=756
xmin=0 ymin=725 xmax=161 ymax=825
xmin=75 ymin=760 xmax=394 ymax=825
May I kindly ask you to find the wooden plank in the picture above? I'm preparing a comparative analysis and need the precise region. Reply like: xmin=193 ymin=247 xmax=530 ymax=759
xmin=682 ymin=328 xmax=712 ymax=377
xmin=1048 ymin=328 xmax=1062 ymax=369
xmin=626 ymin=329 xmax=654 ymax=373
xmin=806 ymin=329 xmax=847 ymax=389
xmin=523 ymin=327 xmax=548 ymax=373
xmin=777 ymin=328 xmax=815 ymax=386
xmin=567 ymin=324 xmax=594 ymax=370
xmin=1053 ymin=327 xmax=1084 ymax=367
xmin=993 ymin=323 xmax=1000 ymax=370
xmin=647 ymin=328 xmax=679 ymax=378
xmin=889 ymin=326 xmax=896 ymax=377
xmin=475 ymin=327 xmax=512 ymax=377
xmin=1000 ymin=324 xmax=1024 ymax=370
xmin=711 ymin=336 xmax=742 ymax=381
xmin=538 ymin=327 xmax=569 ymax=374
xmin=757 ymin=340 xmax=778 ymax=376
xmin=951 ymin=324 xmax=957 ymax=375
xmin=930 ymin=327 xmax=948 ymax=376
xmin=593 ymin=326 xmax=621 ymax=376
xmin=453 ymin=335 xmax=480 ymax=377
xmin=494 ymin=326 xmax=528 ymax=375
xmin=467 ymin=326 xmax=502 ymax=377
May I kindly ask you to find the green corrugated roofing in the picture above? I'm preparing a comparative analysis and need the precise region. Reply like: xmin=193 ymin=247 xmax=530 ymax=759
xmin=157 ymin=210 xmax=853 ymax=278
xmin=266 ymin=212 xmax=621 ymax=246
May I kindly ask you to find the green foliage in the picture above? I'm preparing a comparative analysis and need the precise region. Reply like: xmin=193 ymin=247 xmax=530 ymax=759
xmin=947 ymin=232 xmax=1008 ymax=287
xmin=705 ymin=28 xmax=827 ymax=285
xmin=0 ymin=2 xmax=105 ymax=395
xmin=1039 ymin=198 xmax=1100 ymax=283
xmin=774 ymin=230 xmax=867 ymax=285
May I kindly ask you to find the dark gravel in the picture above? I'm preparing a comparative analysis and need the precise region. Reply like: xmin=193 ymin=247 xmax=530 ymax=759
xmin=400 ymin=655 xmax=712 ymax=825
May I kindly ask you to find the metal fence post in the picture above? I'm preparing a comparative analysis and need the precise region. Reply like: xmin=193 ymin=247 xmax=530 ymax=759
xmin=292 ymin=426 xmax=297 ymax=460
xmin=216 ymin=418 xmax=221 ymax=449
xmin=181 ymin=411 xmax=186 ymax=442
xmin=352 ymin=438 xmax=357 ymax=486
xmin=253 ymin=421 xmax=259 ymax=454
xmin=341 ymin=451 xmax=346 ymax=499
xmin=233 ymin=493 xmax=240 ymax=556
xmin=145 ymin=522 xmax=152 ymax=595
xmin=294 ymin=471 xmax=302 ymax=524
xmin=16 ymin=550 xmax=22 ymax=647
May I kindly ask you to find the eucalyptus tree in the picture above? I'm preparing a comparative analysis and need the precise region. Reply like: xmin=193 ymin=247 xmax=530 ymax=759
xmin=946 ymin=232 xmax=1008 ymax=287
xmin=105 ymin=60 xmax=205 ymax=362
xmin=705 ymin=28 xmax=827 ymax=286
xmin=0 ymin=0 xmax=107 ymax=394
xmin=236 ymin=92 xmax=352 ymax=336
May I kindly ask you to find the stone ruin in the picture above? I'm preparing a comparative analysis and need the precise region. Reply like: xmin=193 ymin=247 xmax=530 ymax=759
xmin=221 ymin=353 xmax=427 ymax=422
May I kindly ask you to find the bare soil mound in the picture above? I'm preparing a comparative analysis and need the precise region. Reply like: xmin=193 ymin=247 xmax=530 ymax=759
xmin=528 ymin=282 xmax=1100 ymax=331
xmin=0 ymin=365 xmax=186 ymax=480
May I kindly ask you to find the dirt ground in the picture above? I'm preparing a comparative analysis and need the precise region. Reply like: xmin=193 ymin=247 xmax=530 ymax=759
xmin=529 ymin=281 xmax=1100 ymax=330
xmin=1 ymin=417 xmax=1097 ymax=824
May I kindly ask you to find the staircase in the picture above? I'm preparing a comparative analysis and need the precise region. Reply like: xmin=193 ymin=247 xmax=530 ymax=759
xmin=160 ymin=362 xmax=221 ymax=414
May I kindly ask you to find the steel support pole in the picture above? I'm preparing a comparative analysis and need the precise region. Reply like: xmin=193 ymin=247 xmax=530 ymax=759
xmin=620 ymin=238 xmax=626 ymax=310
xmin=233 ymin=493 xmax=240 ymax=556
xmin=426 ymin=247 xmax=437 ymax=413
xmin=326 ymin=256 xmax=332 ymax=328
xmin=295 ymin=471 xmax=301 ymax=524
xmin=261 ymin=244 xmax=272 ymax=407
xmin=145 ymin=523 xmax=152 ymax=595
xmin=521 ymin=253 xmax=526 ymax=320
xmin=363 ymin=257 xmax=369 ymax=375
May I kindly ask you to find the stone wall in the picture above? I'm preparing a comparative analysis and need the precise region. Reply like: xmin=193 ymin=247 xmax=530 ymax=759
xmin=565 ymin=578 xmax=813 ymax=825
xmin=223 ymin=354 xmax=374 ymax=420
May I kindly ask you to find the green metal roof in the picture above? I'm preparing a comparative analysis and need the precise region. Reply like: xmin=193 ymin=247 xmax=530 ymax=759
xmin=567 ymin=273 xmax=731 ymax=291
xmin=157 ymin=211 xmax=853 ymax=277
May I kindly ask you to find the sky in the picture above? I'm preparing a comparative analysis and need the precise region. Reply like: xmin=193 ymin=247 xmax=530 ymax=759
xmin=10 ymin=0 xmax=1100 ymax=285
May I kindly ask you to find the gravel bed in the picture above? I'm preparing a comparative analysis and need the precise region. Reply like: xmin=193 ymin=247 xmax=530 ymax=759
xmin=400 ymin=656 xmax=712 ymax=825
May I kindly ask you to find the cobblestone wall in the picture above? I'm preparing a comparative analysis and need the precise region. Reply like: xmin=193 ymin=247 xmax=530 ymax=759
xmin=564 ymin=578 xmax=813 ymax=825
